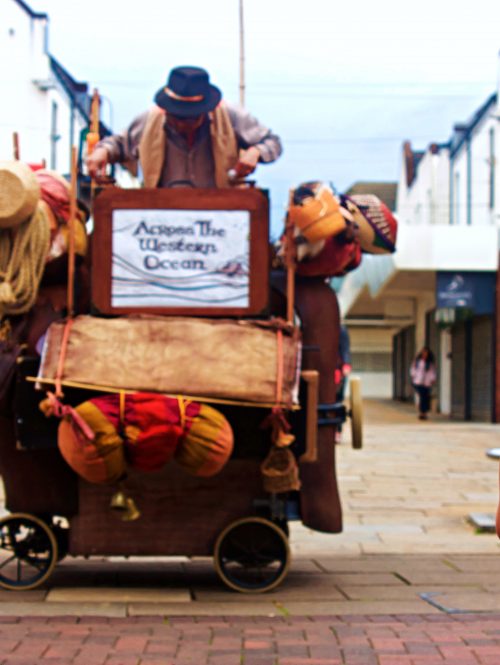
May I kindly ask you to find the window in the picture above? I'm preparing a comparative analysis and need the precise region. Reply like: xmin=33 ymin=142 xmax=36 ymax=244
xmin=50 ymin=101 xmax=59 ymax=170
xmin=489 ymin=127 xmax=495 ymax=210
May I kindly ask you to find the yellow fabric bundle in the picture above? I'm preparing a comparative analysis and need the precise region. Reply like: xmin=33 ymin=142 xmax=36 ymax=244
xmin=175 ymin=402 xmax=234 ymax=477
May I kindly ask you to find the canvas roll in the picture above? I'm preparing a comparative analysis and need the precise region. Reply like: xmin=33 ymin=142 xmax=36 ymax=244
xmin=39 ymin=315 xmax=301 ymax=407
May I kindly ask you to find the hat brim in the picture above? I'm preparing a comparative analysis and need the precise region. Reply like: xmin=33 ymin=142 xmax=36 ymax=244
xmin=154 ymin=85 xmax=221 ymax=117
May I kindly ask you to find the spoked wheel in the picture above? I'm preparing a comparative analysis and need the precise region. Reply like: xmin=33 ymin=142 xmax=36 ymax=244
xmin=0 ymin=513 xmax=58 ymax=590
xmin=349 ymin=376 xmax=363 ymax=449
xmin=214 ymin=517 xmax=290 ymax=593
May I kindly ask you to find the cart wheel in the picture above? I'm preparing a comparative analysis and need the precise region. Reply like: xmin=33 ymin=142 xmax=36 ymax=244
xmin=214 ymin=517 xmax=290 ymax=593
xmin=0 ymin=514 xmax=58 ymax=590
xmin=349 ymin=376 xmax=363 ymax=449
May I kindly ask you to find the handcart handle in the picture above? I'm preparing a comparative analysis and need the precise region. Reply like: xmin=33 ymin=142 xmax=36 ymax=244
xmin=299 ymin=370 xmax=319 ymax=463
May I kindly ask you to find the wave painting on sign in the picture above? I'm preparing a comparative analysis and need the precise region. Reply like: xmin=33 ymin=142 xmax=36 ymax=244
xmin=111 ymin=209 xmax=250 ymax=308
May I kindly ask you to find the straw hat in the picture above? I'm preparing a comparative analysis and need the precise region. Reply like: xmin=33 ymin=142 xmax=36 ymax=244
xmin=0 ymin=161 xmax=41 ymax=229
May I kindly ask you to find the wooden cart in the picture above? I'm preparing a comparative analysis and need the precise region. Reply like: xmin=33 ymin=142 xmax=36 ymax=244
xmin=0 ymin=187 xmax=362 ymax=593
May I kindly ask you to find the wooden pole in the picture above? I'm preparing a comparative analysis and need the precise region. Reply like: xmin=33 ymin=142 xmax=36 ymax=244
xmin=285 ymin=189 xmax=296 ymax=324
xmin=239 ymin=0 xmax=245 ymax=107
xmin=88 ymin=89 xmax=101 ymax=205
xmin=12 ymin=133 xmax=20 ymax=160
xmin=67 ymin=146 xmax=78 ymax=318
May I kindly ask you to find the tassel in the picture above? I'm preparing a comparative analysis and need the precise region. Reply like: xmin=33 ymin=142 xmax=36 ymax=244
xmin=260 ymin=407 xmax=295 ymax=447
xmin=0 ymin=282 xmax=15 ymax=304
xmin=39 ymin=391 xmax=96 ymax=441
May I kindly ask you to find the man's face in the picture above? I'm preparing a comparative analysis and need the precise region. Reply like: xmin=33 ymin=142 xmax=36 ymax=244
xmin=167 ymin=113 xmax=206 ymax=135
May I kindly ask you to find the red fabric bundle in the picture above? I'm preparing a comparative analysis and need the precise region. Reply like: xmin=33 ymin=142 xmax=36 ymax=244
xmin=295 ymin=234 xmax=362 ymax=278
xmin=124 ymin=393 xmax=197 ymax=472
xmin=34 ymin=171 xmax=71 ymax=223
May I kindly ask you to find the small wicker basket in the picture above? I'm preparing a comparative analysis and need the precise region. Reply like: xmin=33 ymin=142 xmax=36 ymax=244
xmin=260 ymin=446 xmax=301 ymax=493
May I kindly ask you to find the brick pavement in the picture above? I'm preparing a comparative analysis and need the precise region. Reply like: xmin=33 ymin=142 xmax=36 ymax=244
xmin=1 ymin=613 xmax=500 ymax=664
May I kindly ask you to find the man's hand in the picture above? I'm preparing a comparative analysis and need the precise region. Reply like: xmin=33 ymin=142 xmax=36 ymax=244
xmin=233 ymin=146 xmax=260 ymax=178
xmin=86 ymin=147 xmax=109 ymax=179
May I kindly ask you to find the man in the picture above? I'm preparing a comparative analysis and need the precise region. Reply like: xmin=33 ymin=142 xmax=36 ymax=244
xmin=86 ymin=66 xmax=282 ymax=187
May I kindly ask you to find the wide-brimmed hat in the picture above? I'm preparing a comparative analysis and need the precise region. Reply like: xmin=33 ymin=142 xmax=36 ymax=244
xmin=154 ymin=66 xmax=222 ymax=117
xmin=0 ymin=160 xmax=40 ymax=228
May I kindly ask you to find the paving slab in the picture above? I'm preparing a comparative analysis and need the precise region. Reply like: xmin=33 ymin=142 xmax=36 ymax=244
xmin=425 ymin=591 xmax=500 ymax=612
xmin=339 ymin=584 xmax=485 ymax=601
xmin=0 ymin=602 xmax=127 ymax=617
xmin=46 ymin=587 xmax=191 ymax=604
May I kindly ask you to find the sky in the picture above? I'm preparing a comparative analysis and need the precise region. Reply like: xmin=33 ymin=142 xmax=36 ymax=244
xmin=28 ymin=0 xmax=500 ymax=238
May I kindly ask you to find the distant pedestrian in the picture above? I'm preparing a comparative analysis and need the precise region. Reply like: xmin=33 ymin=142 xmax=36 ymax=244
xmin=335 ymin=325 xmax=352 ymax=403
xmin=496 ymin=466 xmax=500 ymax=538
xmin=410 ymin=346 xmax=436 ymax=420
xmin=334 ymin=325 xmax=352 ymax=442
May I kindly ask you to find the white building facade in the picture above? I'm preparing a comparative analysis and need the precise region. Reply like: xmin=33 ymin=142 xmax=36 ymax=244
xmin=1 ymin=0 xmax=90 ymax=173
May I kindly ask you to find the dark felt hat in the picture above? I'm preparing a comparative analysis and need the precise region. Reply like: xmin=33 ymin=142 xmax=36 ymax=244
xmin=154 ymin=66 xmax=222 ymax=118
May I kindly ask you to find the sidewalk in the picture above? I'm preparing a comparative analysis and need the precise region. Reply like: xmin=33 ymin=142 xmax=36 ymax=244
xmin=316 ymin=397 xmax=500 ymax=555
xmin=1 ymin=398 xmax=499 ymax=617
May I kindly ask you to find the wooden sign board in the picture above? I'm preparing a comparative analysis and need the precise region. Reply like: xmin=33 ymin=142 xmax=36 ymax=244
xmin=92 ymin=187 xmax=270 ymax=317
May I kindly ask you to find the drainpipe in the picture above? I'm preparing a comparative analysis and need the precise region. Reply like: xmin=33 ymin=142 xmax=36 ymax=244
xmin=449 ymin=149 xmax=454 ymax=225
xmin=464 ymin=319 xmax=472 ymax=420
xmin=69 ymin=101 xmax=75 ymax=173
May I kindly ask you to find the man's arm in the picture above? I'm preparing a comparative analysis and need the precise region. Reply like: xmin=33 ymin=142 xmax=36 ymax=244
xmin=86 ymin=111 xmax=149 ymax=178
xmin=225 ymin=102 xmax=283 ymax=177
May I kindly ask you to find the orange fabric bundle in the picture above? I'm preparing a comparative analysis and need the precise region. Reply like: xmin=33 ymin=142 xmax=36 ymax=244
xmin=58 ymin=399 xmax=126 ymax=485
xmin=288 ymin=182 xmax=347 ymax=243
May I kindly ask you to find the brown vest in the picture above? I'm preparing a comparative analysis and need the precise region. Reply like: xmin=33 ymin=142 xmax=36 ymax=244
xmin=138 ymin=103 xmax=239 ymax=188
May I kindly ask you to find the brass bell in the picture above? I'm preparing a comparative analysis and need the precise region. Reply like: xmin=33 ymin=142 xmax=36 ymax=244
xmin=121 ymin=497 xmax=141 ymax=522
xmin=110 ymin=490 xmax=128 ymax=512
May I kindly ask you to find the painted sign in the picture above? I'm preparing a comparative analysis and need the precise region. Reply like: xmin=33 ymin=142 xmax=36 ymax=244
xmin=111 ymin=208 xmax=250 ymax=308
xmin=436 ymin=273 xmax=474 ymax=309
xmin=436 ymin=271 xmax=496 ymax=314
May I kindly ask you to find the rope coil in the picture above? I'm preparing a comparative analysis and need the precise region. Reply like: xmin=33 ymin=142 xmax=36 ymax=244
xmin=0 ymin=205 xmax=50 ymax=317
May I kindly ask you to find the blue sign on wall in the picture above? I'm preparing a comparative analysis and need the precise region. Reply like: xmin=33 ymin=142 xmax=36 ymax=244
xmin=436 ymin=271 xmax=496 ymax=315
